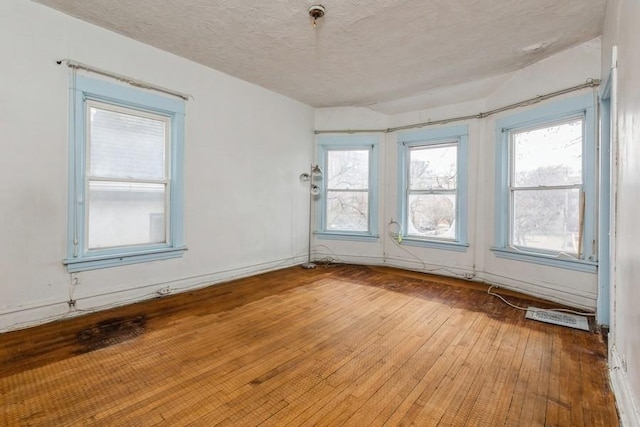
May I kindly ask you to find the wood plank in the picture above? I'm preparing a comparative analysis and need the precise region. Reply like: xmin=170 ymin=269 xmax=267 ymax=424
xmin=0 ymin=264 xmax=618 ymax=427
xmin=98 ymin=280 xmax=383 ymax=424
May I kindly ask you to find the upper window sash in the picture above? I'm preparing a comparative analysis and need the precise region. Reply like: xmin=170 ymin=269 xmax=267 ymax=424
xmin=316 ymin=135 xmax=379 ymax=240
xmin=408 ymin=142 xmax=458 ymax=192
xmin=85 ymin=100 xmax=171 ymax=181
xmin=493 ymin=93 xmax=597 ymax=271
xmin=64 ymin=75 xmax=186 ymax=272
xmin=397 ymin=125 xmax=469 ymax=250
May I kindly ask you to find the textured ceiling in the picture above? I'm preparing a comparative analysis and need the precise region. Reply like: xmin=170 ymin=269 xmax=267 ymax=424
xmin=34 ymin=0 xmax=607 ymax=112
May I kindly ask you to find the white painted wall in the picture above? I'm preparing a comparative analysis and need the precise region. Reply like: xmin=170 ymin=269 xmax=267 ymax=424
xmin=0 ymin=0 xmax=314 ymax=331
xmin=602 ymin=0 xmax=640 ymax=424
xmin=314 ymin=38 xmax=602 ymax=310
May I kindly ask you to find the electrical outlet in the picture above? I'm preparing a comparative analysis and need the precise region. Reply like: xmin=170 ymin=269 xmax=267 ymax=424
xmin=68 ymin=299 xmax=76 ymax=308
xmin=464 ymin=273 xmax=475 ymax=280
xmin=157 ymin=287 xmax=171 ymax=296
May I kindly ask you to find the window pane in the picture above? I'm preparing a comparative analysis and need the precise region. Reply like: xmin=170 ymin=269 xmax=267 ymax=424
xmin=409 ymin=144 xmax=457 ymax=191
xmin=88 ymin=181 xmax=166 ymax=249
xmin=407 ymin=194 xmax=456 ymax=238
xmin=326 ymin=191 xmax=368 ymax=231
xmin=327 ymin=150 xmax=369 ymax=190
xmin=513 ymin=118 xmax=582 ymax=187
xmin=89 ymin=106 xmax=166 ymax=180
xmin=512 ymin=188 xmax=580 ymax=254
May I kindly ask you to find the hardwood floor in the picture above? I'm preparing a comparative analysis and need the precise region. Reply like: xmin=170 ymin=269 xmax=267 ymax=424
xmin=0 ymin=264 xmax=618 ymax=426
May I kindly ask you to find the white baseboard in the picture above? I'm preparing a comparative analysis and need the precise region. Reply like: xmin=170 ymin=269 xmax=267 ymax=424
xmin=610 ymin=346 xmax=640 ymax=427
xmin=313 ymin=252 xmax=475 ymax=280
xmin=0 ymin=253 xmax=596 ymax=332
xmin=481 ymin=271 xmax=596 ymax=311
xmin=0 ymin=254 xmax=307 ymax=333
xmin=313 ymin=251 xmax=596 ymax=310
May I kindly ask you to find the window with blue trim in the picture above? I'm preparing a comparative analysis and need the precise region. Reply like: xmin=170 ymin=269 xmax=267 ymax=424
xmin=493 ymin=94 xmax=597 ymax=272
xmin=64 ymin=76 xmax=186 ymax=272
xmin=317 ymin=136 xmax=379 ymax=241
xmin=397 ymin=125 xmax=469 ymax=251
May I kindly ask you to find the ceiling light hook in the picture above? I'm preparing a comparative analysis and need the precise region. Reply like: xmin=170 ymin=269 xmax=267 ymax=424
xmin=308 ymin=5 xmax=325 ymax=27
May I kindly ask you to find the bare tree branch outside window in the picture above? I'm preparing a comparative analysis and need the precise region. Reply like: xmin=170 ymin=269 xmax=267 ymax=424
xmin=326 ymin=150 xmax=369 ymax=232
xmin=510 ymin=118 xmax=583 ymax=253
xmin=407 ymin=144 xmax=457 ymax=238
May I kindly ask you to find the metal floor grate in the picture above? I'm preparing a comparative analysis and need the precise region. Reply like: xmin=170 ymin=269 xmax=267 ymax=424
xmin=525 ymin=306 xmax=589 ymax=331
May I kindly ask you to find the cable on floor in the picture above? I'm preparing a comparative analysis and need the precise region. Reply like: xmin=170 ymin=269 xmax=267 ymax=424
xmin=487 ymin=285 xmax=596 ymax=317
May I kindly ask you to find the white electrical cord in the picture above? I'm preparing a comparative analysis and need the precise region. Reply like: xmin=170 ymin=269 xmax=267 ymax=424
xmin=387 ymin=220 xmax=471 ymax=279
xmin=68 ymin=273 xmax=79 ymax=311
xmin=487 ymin=285 xmax=596 ymax=317
xmin=310 ymin=244 xmax=343 ymax=266
xmin=389 ymin=220 xmax=595 ymax=317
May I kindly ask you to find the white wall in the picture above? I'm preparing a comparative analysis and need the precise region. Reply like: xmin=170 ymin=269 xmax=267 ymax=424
xmin=314 ymin=38 xmax=602 ymax=310
xmin=602 ymin=0 xmax=640 ymax=424
xmin=0 ymin=0 xmax=314 ymax=331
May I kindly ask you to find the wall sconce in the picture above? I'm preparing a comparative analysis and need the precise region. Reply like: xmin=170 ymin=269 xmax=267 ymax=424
xmin=300 ymin=164 xmax=323 ymax=269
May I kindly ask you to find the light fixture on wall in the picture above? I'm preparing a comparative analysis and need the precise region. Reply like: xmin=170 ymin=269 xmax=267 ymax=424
xmin=300 ymin=164 xmax=323 ymax=269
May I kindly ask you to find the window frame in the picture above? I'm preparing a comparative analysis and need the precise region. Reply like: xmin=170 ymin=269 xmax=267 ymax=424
xmin=493 ymin=93 xmax=597 ymax=273
xmin=64 ymin=75 xmax=186 ymax=272
xmin=397 ymin=125 xmax=469 ymax=251
xmin=316 ymin=135 xmax=379 ymax=241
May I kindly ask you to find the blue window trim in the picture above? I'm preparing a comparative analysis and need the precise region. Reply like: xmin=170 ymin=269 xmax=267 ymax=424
xmin=397 ymin=125 xmax=469 ymax=252
xmin=400 ymin=238 xmax=469 ymax=252
xmin=493 ymin=93 xmax=596 ymax=272
xmin=491 ymin=248 xmax=597 ymax=273
xmin=315 ymin=232 xmax=379 ymax=242
xmin=64 ymin=75 xmax=186 ymax=272
xmin=596 ymin=75 xmax=612 ymax=324
xmin=316 ymin=135 xmax=379 ymax=241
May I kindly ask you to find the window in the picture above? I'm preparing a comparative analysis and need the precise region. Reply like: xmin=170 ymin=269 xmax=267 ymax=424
xmin=64 ymin=76 xmax=186 ymax=272
xmin=511 ymin=117 xmax=583 ymax=253
xmin=397 ymin=125 xmax=469 ymax=251
xmin=494 ymin=94 xmax=596 ymax=272
xmin=317 ymin=136 xmax=379 ymax=240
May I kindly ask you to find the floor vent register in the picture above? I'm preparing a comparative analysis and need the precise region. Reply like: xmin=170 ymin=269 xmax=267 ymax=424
xmin=525 ymin=307 xmax=589 ymax=331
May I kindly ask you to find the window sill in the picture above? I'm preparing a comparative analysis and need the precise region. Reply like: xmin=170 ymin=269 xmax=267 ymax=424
xmin=315 ymin=232 xmax=379 ymax=243
xmin=399 ymin=238 xmax=469 ymax=252
xmin=491 ymin=247 xmax=597 ymax=273
xmin=64 ymin=246 xmax=187 ymax=273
